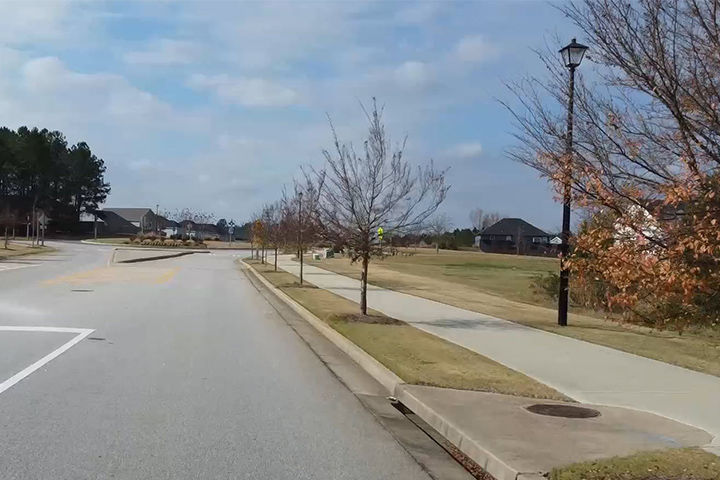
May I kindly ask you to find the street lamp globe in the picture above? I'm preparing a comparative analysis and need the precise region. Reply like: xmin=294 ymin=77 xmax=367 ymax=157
xmin=559 ymin=38 xmax=588 ymax=68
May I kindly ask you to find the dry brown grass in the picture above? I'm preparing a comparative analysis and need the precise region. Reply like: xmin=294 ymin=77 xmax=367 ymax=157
xmin=246 ymin=259 xmax=569 ymax=400
xmin=549 ymin=448 xmax=720 ymax=480
xmin=0 ymin=242 xmax=53 ymax=259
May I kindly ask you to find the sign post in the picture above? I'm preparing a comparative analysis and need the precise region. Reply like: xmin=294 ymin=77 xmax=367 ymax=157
xmin=38 ymin=212 xmax=47 ymax=247
xmin=228 ymin=220 xmax=235 ymax=247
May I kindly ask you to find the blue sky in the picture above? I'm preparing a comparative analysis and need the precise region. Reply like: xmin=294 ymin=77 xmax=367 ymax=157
xmin=0 ymin=0 xmax=580 ymax=231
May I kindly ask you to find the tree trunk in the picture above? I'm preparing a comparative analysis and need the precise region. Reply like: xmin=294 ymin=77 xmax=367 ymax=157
xmin=262 ymin=244 xmax=266 ymax=264
xmin=274 ymin=246 xmax=278 ymax=271
xmin=435 ymin=239 xmax=439 ymax=253
xmin=4 ymin=226 xmax=8 ymax=249
xmin=360 ymin=252 xmax=369 ymax=315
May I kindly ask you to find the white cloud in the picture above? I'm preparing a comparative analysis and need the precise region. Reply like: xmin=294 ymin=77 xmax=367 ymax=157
xmin=0 ymin=1 xmax=73 ymax=44
xmin=455 ymin=35 xmax=499 ymax=63
xmin=447 ymin=142 xmax=483 ymax=159
xmin=20 ymin=57 xmax=175 ymax=122
xmin=394 ymin=61 xmax=434 ymax=90
xmin=187 ymin=74 xmax=300 ymax=107
xmin=394 ymin=3 xmax=440 ymax=25
xmin=123 ymin=39 xmax=202 ymax=66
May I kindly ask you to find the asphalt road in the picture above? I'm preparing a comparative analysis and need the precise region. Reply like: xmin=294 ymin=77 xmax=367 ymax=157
xmin=0 ymin=242 xmax=430 ymax=480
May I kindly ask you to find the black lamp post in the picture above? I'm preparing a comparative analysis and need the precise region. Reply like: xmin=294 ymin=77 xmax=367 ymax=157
xmin=298 ymin=191 xmax=304 ymax=285
xmin=557 ymin=38 xmax=588 ymax=327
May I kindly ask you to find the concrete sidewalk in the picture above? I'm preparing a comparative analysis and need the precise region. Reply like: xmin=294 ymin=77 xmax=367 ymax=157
xmin=274 ymin=254 xmax=720 ymax=448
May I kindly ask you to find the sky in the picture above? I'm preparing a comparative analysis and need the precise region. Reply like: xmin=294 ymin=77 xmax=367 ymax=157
xmin=0 ymin=0 xmax=581 ymax=232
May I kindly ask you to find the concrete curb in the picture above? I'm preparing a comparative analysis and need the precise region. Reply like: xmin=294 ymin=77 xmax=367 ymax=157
xmin=242 ymin=260 xmax=404 ymax=393
xmin=113 ymin=248 xmax=202 ymax=264
xmin=396 ymin=386 xmax=542 ymax=480
xmin=242 ymin=260 xmax=536 ymax=480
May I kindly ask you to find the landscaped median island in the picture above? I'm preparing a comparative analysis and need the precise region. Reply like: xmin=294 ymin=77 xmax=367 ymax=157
xmin=91 ymin=238 xmax=251 ymax=249
xmin=245 ymin=259 xmax=569 ymax=401
xmin=549 ymin=448 xmax=720 ymax=480
xmin=91 ymin=236 xmax=208 ymax=249
xmin=308 ymin=249 xmax=720 ymax=378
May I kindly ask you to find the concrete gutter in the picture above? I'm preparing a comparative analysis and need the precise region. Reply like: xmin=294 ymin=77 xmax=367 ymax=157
xmin=242 ymin=260 xmax=403 ymax=393
xmin=242 ymin=260 xmax=538 ymax=480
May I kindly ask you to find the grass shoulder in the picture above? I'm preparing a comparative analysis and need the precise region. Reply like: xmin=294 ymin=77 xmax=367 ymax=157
xmin=0 ymin=242 xmax=54 ymax=260
xmin=309 ymin=252 xmax=720 ymax=378
xmin=549 ymin=448 xmax=720 ymax=480
xmin=245 ymin=259 xmax=569 ymax=401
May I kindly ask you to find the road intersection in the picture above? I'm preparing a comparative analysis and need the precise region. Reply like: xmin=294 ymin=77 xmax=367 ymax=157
xmin=0 ymin=242 xmax=434 ymax=480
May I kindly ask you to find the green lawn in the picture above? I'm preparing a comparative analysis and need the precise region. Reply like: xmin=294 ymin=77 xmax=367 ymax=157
xmin=309 ymin=249 xmax=720 ymax=377
xmin=550 ymin=448 xmax=720 ymax=480
xmin=245 ymin=259 xmax=568 ymax=400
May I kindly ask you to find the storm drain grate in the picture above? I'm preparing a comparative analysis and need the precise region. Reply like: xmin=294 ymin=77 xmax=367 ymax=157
xmin=526 ymin=404 xmax=601 ymax=418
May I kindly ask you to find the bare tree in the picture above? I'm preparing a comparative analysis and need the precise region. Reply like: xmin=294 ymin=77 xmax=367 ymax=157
xmin=482 ymin=212 xmax=500 ymax=230
xmin=426 ymin=213 xmax=453 ymax=253
xmin=313 ymin=99 xmax=449 ymax=315
xmin=262 ymin=202 xmax=283 ymax=271
xmin=469 ymin=208 xmax=501 ymax=231
xmin=469 ymin=208 xmax=484 ymax=231
xmin=503 ymin=0 xmax=720 ymax=329
xmin=0 ymin=206 xmax=16 ymax=249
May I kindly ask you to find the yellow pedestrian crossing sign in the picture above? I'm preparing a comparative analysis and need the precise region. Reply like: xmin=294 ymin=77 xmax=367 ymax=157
xmin=377 ymin=227 xmax=383 ymax=240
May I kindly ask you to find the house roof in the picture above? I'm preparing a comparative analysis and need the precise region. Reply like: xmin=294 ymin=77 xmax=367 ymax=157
xmin=102 ymin=208 xmax=153 ymax=223
xmin=96 ymin=210 xmax=138 ymax=231
xmin=481 ymin=218 xmax=549 ymax=237
xmin=155 ymin=215 xmax=178 ymax=228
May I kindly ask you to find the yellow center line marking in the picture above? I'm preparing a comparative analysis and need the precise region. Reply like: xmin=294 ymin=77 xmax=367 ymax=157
xmin=43 ymin=265 xmax=179 ymax=286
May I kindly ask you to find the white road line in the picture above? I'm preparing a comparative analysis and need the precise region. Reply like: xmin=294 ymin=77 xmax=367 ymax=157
xmin=0 ymin=263 xmax=40 ymax=272
xmin=0 ymin=326 xmax=94 ymax=395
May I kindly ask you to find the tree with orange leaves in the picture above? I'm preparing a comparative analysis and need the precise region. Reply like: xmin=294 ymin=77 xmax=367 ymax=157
xmin=506 ymin=0 xmax=720 ymax=330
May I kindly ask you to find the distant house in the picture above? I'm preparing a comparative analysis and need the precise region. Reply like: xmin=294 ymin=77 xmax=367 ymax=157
xmin=155 ymin=215 xmax=179 ymax=237
xmin=474 ymin=218 xmax=553 ymax=256
xmin=97 ymin=208 xmax=157 ymax=235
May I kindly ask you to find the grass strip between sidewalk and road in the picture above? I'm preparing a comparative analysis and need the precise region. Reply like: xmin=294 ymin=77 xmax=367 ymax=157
xmin=245 ymin=259 xmax=569 ymax=401
xmin=549 ymin=447 xmax=720 ymax=480
xmin=0 ymin=242 xmax=54 ymax=260
xmin=309 ymin=251 xmax=720 ymax=378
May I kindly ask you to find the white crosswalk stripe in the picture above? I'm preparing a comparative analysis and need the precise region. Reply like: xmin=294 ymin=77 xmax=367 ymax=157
xmin=0 ymin=263 xmax=40 ymax=272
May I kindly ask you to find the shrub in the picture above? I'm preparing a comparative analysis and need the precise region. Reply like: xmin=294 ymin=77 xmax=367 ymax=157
xmin=141 ymin=239 xmax=152 ymax=245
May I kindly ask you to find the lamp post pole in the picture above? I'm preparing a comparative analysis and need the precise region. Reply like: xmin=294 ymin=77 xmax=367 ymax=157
xmin=558 ymin=64 xmax=575 ymax=327
xmin=557 ymin=38 xmax=588 ymax=327
xmin=298 ymin=191 xmax=303 ymax=285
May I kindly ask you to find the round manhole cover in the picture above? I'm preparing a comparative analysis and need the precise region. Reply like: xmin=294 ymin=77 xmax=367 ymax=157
xmin=526 ymin=404 xmax=601 ymax=419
